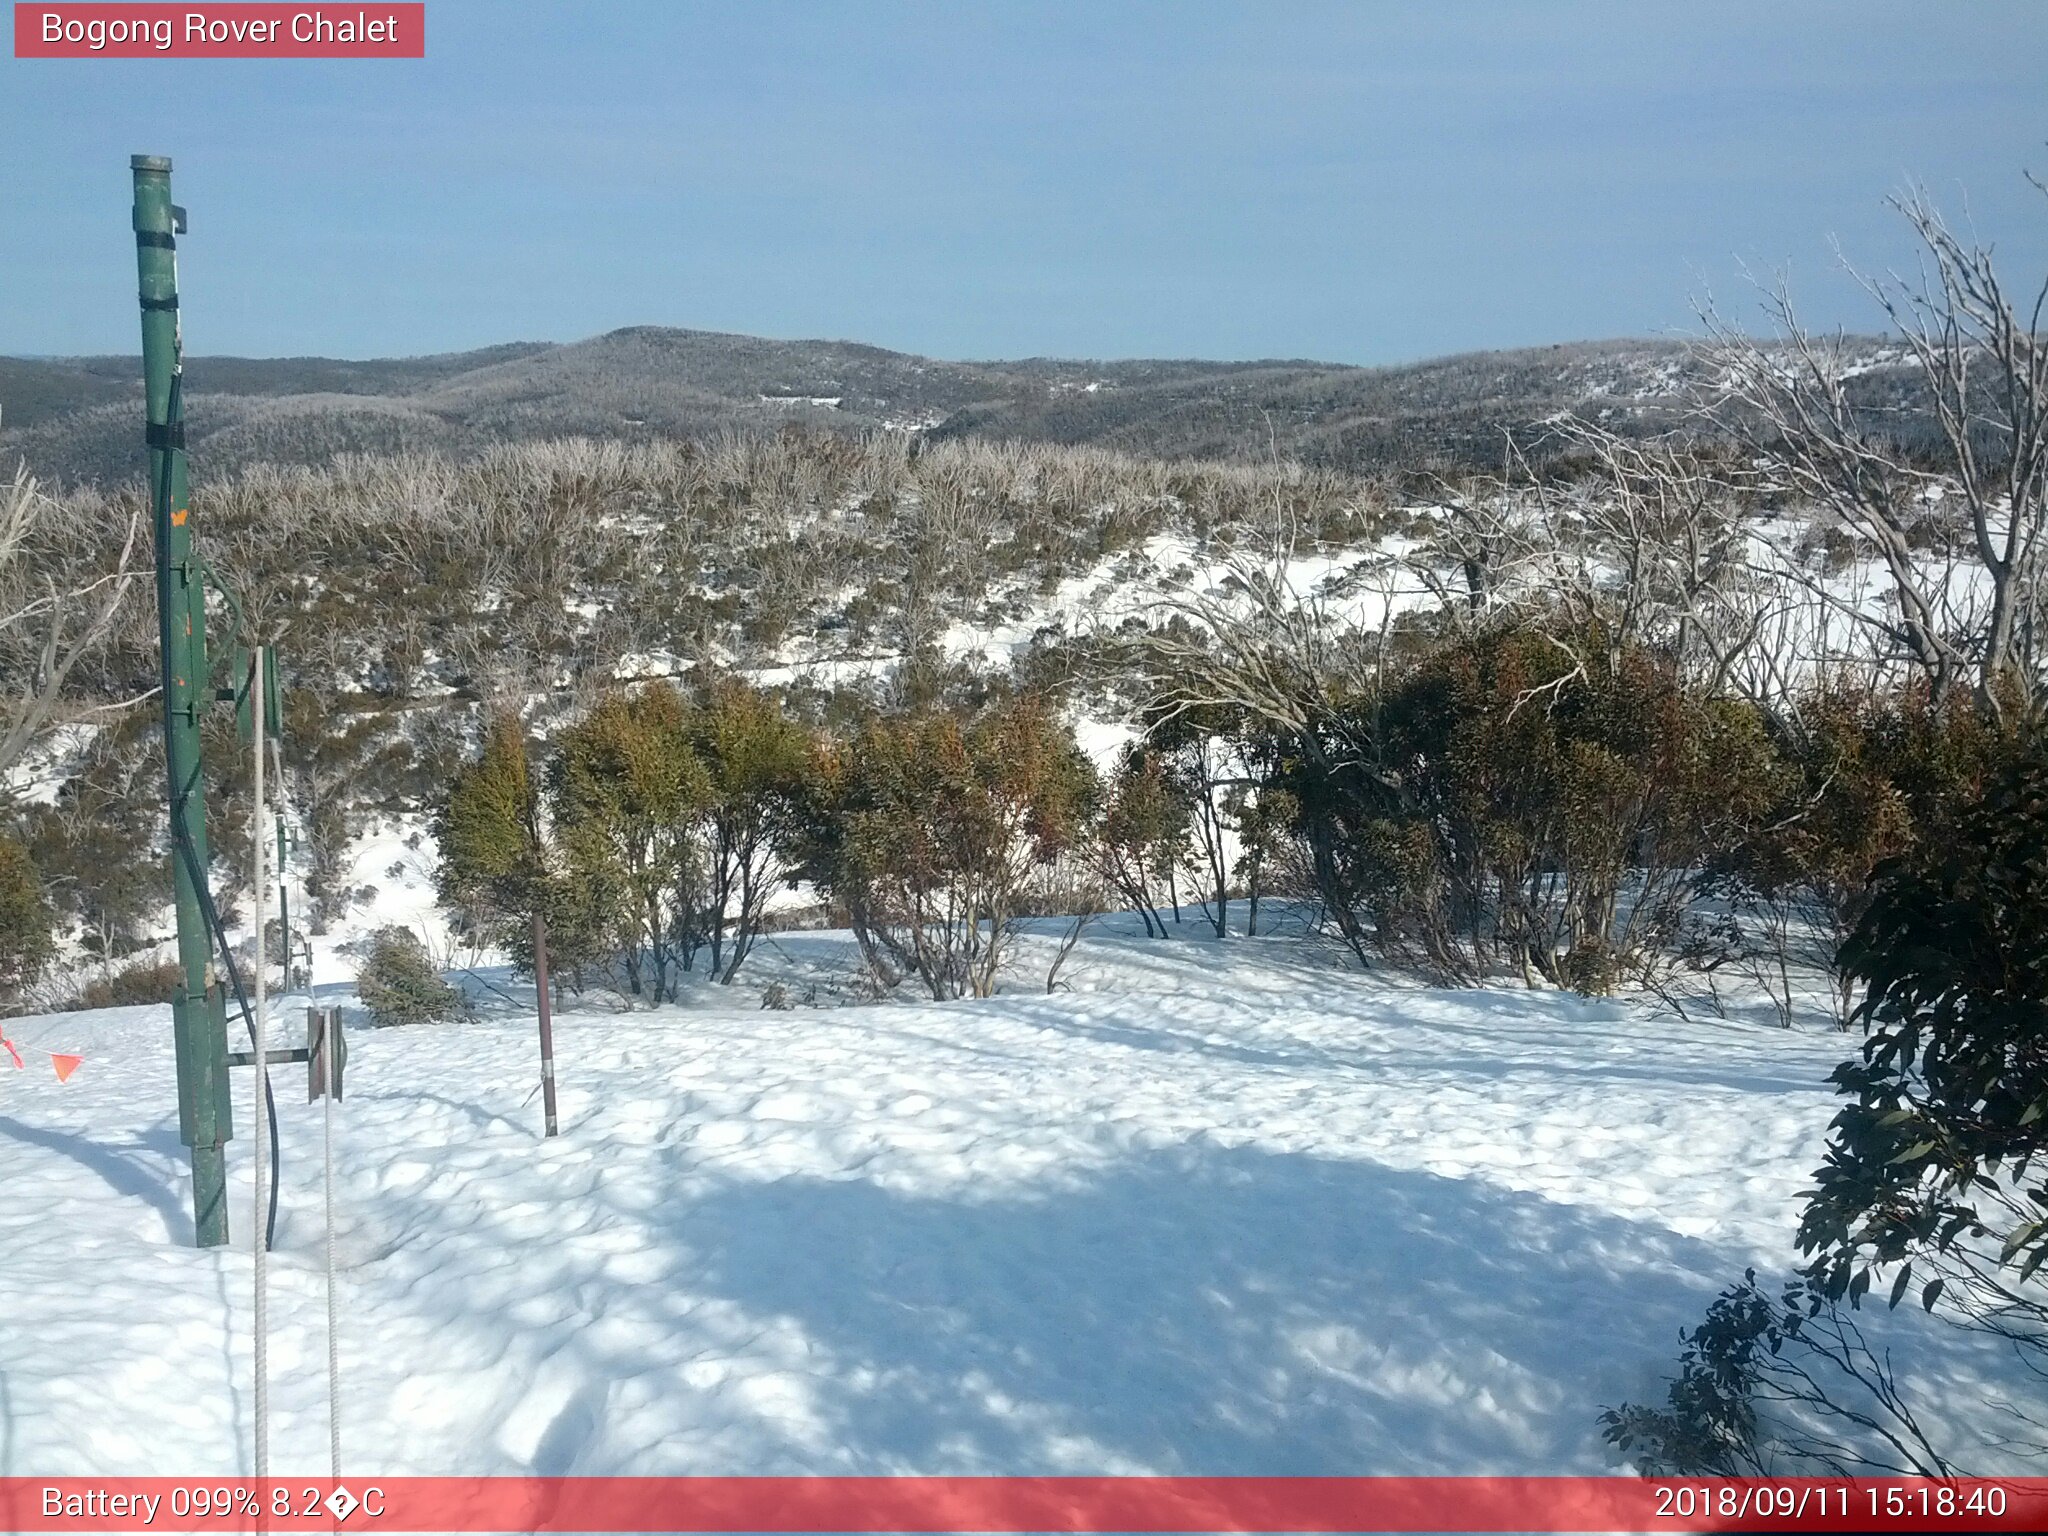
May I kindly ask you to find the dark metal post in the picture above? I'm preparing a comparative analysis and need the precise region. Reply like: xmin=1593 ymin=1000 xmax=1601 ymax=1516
xmin=135 ymin=154 xmax=232 ymax=1246
xmin=307 ymin=1006 xmax=344 ymax=1102
xmin=531 ymin=911 xmax=559 ymax=1136
xmin=276 ymin=817 xmax=288 ymax=989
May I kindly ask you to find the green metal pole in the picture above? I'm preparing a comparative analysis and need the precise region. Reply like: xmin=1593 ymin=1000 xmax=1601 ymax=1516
xmin=134 ymin=155 xmax=232 ymax=1247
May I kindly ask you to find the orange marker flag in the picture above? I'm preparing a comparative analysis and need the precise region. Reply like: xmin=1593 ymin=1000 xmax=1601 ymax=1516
xmin=50 ymin=1053 xmax=83 ymax=1083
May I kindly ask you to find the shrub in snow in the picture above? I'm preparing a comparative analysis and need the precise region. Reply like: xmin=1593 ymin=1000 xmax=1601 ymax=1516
xmin=19 ymin=720 xmax=170 ymax=965
xmin=56 ymin=958 xmax=184 ymax=1012
xmin=1606 ymin=741 xmax=2048 ymax=1478
xmin=1802 ymin=741 xmax=2048 ymax=1337
xmin=1708 ymin=684 xmax=2006 ymax=1025
xmin=1284 ymin=628 xmax=1780 ymax=991
xmin=0 ymin=837 xmax=55 ymax=1006
xmin=1599 ymin=1270 xmax=1956 ymax=1475
xmin=355 ymin=926 xmax=464 ymax=1027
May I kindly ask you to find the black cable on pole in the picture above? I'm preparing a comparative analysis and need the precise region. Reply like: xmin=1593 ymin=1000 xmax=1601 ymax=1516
xmin=157 ymin=368 xmax=280 ymax=1251
xmin=171 ymin=810 xmax=281 ymax=1250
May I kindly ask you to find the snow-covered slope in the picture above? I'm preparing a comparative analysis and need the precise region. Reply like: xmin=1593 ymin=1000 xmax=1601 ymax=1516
xmin=0 ymin=919 xmax=2025 ymax=1476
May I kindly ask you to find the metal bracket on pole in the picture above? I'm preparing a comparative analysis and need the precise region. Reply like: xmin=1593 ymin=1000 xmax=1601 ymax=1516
xmin=228 ymin=1008 xmax=343 ymax=1099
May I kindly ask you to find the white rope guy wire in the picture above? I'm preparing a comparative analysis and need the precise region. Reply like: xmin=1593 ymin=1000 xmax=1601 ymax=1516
xmin=276 ymin=738 xmax=341 ymax=1480
xmin=250 ymin=645 xmax=270 ymax=1481
xmin=324 ymin=998 xmax=341 ymax=1479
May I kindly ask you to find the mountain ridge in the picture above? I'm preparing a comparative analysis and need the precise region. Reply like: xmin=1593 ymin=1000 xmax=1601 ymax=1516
xmin=0 ymin=325 xmax=1907 ymax=485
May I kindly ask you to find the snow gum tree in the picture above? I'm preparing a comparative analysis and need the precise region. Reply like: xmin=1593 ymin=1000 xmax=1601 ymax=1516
xmin=1150 ymin=708 xmax=1250 ymax=940
xmin=1094 ymin=744 xmax=1190 ymax=939
xmin=0 ymin=464 xmax=142 ymax=782
xmin=689 ymin=677 xmax=817 ymax=985
xmin=1703 ymin=174 xmax=2048 ymax=725
xmin=435 ymin=710 xmax=604 ymax=990
xmin=548 ymin=683 xmax=711 ymax=1004
xmin=805 ymin=696 xmax=1097 ymax=1000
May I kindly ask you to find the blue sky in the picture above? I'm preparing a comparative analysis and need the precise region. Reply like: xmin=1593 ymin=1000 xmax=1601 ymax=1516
xmin=3 ymin=0 xmax=2045 ymax=363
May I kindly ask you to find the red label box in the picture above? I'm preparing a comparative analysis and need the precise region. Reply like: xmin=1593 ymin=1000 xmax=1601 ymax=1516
xmin=13 ymin=4 xmax=425 ymax=58
xmin=5 ymin=1477 xmax=2048 ymax=1534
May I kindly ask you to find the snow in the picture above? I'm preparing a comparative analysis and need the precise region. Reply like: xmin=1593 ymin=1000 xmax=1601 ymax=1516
xmin=0 ymin=916 xmax=2028 ymax=1476
xmin=0 ymin=723 xmax=100 ymax=809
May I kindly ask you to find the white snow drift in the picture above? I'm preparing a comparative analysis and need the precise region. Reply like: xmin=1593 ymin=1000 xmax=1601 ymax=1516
xmin=0 ymin=919 xmax=2028 ymax=1476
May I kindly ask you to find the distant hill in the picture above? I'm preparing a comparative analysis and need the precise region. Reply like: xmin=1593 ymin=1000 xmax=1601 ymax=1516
xmin=0 ymin=326 xmax=1911 ymax=486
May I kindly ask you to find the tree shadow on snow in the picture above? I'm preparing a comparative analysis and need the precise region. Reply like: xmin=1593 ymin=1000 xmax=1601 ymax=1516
xmin=996 ymin=1002 xmax=1830 ymax=1100
xmin=632 ymin=1142 xmax=1740 ymax=1473
xmin=0 ymin=1113 xmax=190 ymax=1245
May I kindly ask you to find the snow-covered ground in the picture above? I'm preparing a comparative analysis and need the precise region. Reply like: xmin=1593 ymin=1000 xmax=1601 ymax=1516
xmin=0 ymin=916 xmax=2029 ymax=1478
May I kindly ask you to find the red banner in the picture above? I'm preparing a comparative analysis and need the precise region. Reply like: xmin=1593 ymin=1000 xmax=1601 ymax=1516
xmin=3 ymin=1477 xmax=2046 ymax=1533
xmin=12 ymin=4 xmax=424 ymax=58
